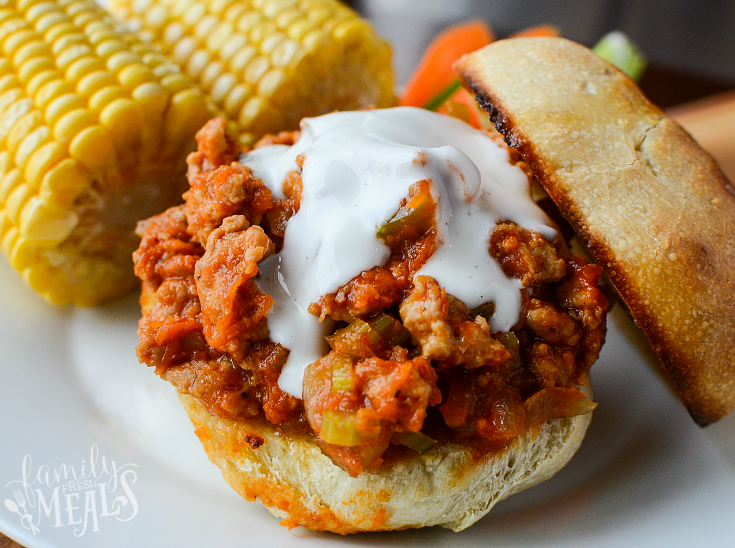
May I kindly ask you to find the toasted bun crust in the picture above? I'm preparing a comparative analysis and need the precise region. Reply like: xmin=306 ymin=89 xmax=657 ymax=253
xmin=455 ymin=37 xmax=735 ymax=425
xmin=181 ymin=392 xmax=591 ymax=533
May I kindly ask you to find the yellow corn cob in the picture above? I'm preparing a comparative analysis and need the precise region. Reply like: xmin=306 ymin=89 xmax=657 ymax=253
xmin=108 ymin=0 xmax=396 ymax=146
xmin=0 ymin=0 xmax=214 ymax=306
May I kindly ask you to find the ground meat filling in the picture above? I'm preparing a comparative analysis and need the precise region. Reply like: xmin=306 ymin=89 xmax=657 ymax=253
xmin=132 ymin=118 xmax=608 ymax=477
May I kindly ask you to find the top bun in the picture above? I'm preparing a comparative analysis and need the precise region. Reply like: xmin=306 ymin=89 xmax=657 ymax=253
xmin=456 ymin=37 xmax=735 ymax=425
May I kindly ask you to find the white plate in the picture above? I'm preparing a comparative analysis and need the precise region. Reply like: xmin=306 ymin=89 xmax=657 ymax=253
xmin=1 ymin=257 xmax=735 ymax=548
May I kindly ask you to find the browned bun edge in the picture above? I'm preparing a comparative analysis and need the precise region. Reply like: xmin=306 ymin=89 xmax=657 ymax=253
xmin=180 ymin=389 xmax=592 ymax=534
xmin=455 ymin=36 xmax=735 ymax=425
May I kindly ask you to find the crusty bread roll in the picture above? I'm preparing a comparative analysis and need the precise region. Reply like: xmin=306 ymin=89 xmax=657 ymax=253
xmin=455 ymin=37 xmax=735 ymax=425
xmin=181 ymin=390 xmax=591 ymax=533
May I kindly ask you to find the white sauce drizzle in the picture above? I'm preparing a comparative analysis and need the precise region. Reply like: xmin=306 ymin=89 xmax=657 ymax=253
xmin=244 ymin=107 xmax=556 ymax=399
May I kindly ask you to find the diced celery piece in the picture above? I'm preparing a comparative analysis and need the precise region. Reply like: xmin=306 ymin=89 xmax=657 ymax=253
xmin=327 ymin=318 xmax=384 ymax=356
xmin=320 ymin=410 xmax=375 ymax=446
xmin=393 ymin=431 xmax=437 ymax=453
xmin=376 ymin=183 xmax=434 ymax=240
xmin=469 ymin=301 xmax=495 ymax=322
xmin=423 ymin=78 xmax=462 ymax=111
xmin=593 ymin=31 xmax=647 ymax=83
xmin=368 ymin=312 xmax=410 ymax=347
xmin=496 ymin=331 xmax=521 ymax=369
xmin=330 ymin=355 xmax=355 ymax=392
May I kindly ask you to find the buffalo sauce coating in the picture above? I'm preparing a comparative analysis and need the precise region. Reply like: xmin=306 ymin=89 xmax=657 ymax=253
xmin=240 ymin=107 xmax=557 ymax=398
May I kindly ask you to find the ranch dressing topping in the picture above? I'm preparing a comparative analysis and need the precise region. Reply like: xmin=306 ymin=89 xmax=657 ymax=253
xmin=244 ymin=107 xmax=556 ymax=399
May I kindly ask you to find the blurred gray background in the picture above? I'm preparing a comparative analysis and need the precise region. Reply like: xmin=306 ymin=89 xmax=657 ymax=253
xmin=349 ymin=0 xmax=735 ymax=107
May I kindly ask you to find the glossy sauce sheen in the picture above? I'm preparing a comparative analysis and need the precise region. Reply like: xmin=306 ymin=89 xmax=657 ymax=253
xmin=245 ymin=107 xmax=556 ymax=398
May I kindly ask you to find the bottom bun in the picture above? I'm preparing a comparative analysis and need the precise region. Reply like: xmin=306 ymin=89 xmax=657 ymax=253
xmin=181 ymin=390 xmax=592 ymax=534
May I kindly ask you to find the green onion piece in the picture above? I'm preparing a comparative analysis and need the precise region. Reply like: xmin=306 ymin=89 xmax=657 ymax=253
xmin=423 ymin=78 xmax=462 ymax=111
xmin=368 ymin=312 xmax=410 ymax=347
xmin=592 ymin=31 xmax=647 ymax=83
xmin=496 ymin=332 xmax=521 ymax=370
xmin=320 ymin=410 xmax=375 ymax=446
xmin=376 ymin=185 xmax=434 ymax=240
xmin=393 ymin=431 xmax=437 ymax=453
xmin=330 ymin=355 xmax=355 ymax=392
xmin=469 ymin=302 xmax=495 ymax=322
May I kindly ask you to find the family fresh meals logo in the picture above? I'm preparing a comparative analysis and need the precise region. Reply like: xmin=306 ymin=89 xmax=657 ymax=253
xmin=4 ymin=445 xmax=139 ymax=537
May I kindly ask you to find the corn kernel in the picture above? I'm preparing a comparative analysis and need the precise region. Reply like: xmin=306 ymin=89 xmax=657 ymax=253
xmin=185 ymin=49 xmax=211 ymax=80
xmin=249 ymin=21 xmax=277 ymax=45
xmin=209 ymin=72 xmax=237 ymax=104
xmin=95 ymin=38 xmax=127 ymax=60
xmin=24 ymin=140 xmax=65 ymax=190
xmin=117 ymin=62 xmax=155 ymax=89
xmin=205 ymin=22 xmax=233 ymax=52
xmin=25 ymin=2 xmax=57 ymax=24
xmin=34 ymin=79 xmax=73 ymax=110
xmin=162 ymin=87 xmax=207 ymax=155
xmin=270 ymin=38 xmax=298 ymax=67
xmin=13 ymin=39 xmax=50 ymax=66
xmin=162 ymin=22 xmax=185 ymax=48
xmin=183 ymin=3 xmax=207 ymax=27
xmin=9 ymin=230 xmax=38 ymax=270
xmin=6 ymin=110 xmax=43 ymax=154
xmin=39 ymin=157 xmax=91 ymax=206
xmin=44 ymin=92 xmax=84 ymax=126
xmin=43 ymin=22 xmax=76 ymax=45
xmin=69 ymin=124 xmax=116 ymax=173
xmin=171 ymin=36 xmax=197 ymax=65
xmin=3 ymin=29 xmax=36 ymax=57
xmin=194 ymin=15 xmax=218 ymax=40
xmin=244 ymin=55 xmax=269 ymax=85
xmin=0 ymin=150 xmax=11 ymax=179
xmin=19 ymin=195 xmax=78 ymax=246
xmin=17 ymin=55 xmax=55 ymax=84
xmin=144 ymin=5 xmax=169 ymax=31
xmin=5 ymin=182 xmax=33 ymax=224
xmin=0 ymin=73 xmax=21 ymax=94
xmin=200 ymin=60 xmax=224 ymax=91
xmin=106 ymin=51 xmax=141 ymax=73
xmin=88 ymin=84 xmax=127 ymax=111
xmin=50 ymin=33 xmax=86 ymax=58
xmin=52 ymin=107 xmax=95 ymax=142
xmin=25 ymin=68 xmax=58 ymax=97
xmin=159 ymin=72 xmax=190 ymax=94
xmin=0 ymin=88 xmax=25 ymax=114
xmin=257 ymin=67 xmax=286 ymax=98
xmin=227 ymin=43 xmax=256 ymax=74
xmin=100 ymin=97 xmax=143 ymax=150
xmin=15 ymin=125 xmax=51 ymax=168
xmin=131 ymin=81 xmax=168 ymax=117
xmin=55 ymin=43 xmax=93 ymax=71
xmin=0 ymin=167 xmax=22 ymax=203
xmin=0 ymin=98 xmax=34 ymax=144
xmin=76 ymin=70 xmax=116 ymax=97
xmin=1 ymin=226 xmax=20 ymax=257
xmin=222 ymin=82 xmax=250 ymax=116
xmin=237 ymin=11 xmax=262 ymax=34
xmin=34 ymin=12 xmax=66 ymax=34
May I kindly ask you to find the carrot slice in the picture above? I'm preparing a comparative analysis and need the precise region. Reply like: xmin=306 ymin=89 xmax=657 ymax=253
xmin=399 ymin=19 xmax=494 ymax=108
xmin=509 ymin=23 xmax=561 ymax=38
xmin=435 ymin=87 xmax=486 ymax=129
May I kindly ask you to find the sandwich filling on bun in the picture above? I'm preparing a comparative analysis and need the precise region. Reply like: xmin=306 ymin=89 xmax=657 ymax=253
xmin=133 ymin=106 xmax=608 ymax=530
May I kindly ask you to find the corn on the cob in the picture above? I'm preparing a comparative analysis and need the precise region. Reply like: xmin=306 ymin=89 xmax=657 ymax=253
xmin=108 ymin=0 xmax=396 ymax=146
xmin=0 ymin=0 xmax=214 ymax=306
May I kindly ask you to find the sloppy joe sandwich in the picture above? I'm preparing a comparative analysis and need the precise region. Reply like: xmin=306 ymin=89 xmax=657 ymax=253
xmin=133 ymin=107 xmax=608 ymax=532
xmin=455 ymin=37 xmax=735 ymax=425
